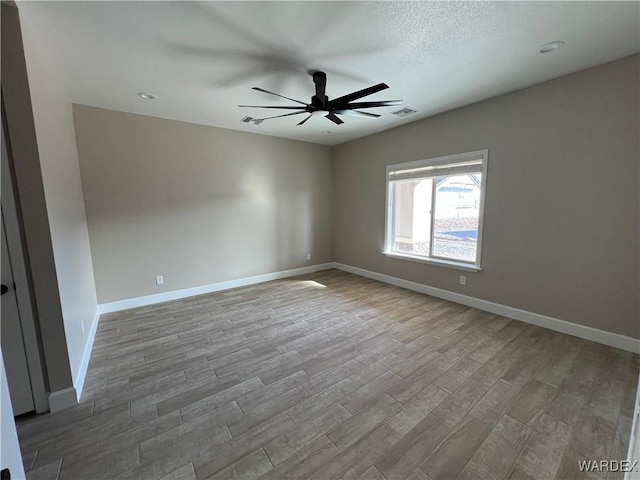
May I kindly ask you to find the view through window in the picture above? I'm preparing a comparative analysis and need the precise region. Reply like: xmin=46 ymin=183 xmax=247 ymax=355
xmin=386 ymin=151 xmax=487 ymax=267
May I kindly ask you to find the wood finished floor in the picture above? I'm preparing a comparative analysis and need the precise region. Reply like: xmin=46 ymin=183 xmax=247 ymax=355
xmin=18 ymin=269 xmax=639 ymax=480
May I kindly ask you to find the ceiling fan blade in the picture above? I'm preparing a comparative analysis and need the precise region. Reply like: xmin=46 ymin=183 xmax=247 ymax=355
xmin=297 ymin=114 xmax=312 ymax=126
xmin=238 ymin=105 xmax=307 ymax=110
xmin=330 ymin=83 xmax=389 ymax=106
xmin=313 ymin=71 xmax=327 ymax=105
xmin=259 ymin=111 xmax=307 ymax=121
xmin=326 ymin=112 xmax=344 ymax=125
xmin=334 ymin=110 xmax=381 ymax=118
xmin=252 ymin=87 xmax=308 ymax=106
xmin=346 ymin=100 xmax=403 ymax=108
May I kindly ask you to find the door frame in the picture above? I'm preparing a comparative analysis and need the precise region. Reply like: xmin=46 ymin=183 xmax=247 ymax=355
xmin=1 ymin=101 xmax=49 ymax=413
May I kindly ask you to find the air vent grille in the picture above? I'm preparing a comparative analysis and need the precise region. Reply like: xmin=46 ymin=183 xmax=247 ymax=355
xmin=241 ymin=116 xmax=263 ymax=125
xmin=392 ymin=107 xmax=418 ymax=117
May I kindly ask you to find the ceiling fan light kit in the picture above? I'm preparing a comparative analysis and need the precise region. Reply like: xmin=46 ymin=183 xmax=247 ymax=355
xmin=239 ymin=71 xmax=402 ymax=126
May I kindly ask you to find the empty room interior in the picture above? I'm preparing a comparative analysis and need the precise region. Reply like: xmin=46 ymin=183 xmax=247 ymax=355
xmin=1 ymin=1 xmax=639 ymax=480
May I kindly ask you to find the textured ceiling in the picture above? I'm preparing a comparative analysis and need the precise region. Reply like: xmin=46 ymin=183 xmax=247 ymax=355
xmin=17 ymin=1 xmax=640 ymax=146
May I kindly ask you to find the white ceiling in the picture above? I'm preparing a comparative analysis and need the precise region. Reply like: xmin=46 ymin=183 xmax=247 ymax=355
xmin=17 ymin=1 xmax=640 ymax=146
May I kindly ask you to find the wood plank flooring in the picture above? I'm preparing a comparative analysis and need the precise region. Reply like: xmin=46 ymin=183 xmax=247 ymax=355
xmin=17 ymin=270 xmax=639 ymax=480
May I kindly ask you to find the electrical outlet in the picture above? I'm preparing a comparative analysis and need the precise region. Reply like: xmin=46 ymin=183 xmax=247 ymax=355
xmin=156 ymin=275 xmax=164 ymax=285
xmin=306 ymin=253 xmax=311 ymax=261
xmin=459 ymin=275 xmax=467 ymax=286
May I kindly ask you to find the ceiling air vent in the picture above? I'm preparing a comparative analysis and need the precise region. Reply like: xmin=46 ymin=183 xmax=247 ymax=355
xmin=241 ymin=116 xmax=263 ymax=125
xmin=392 ymin=107 xmax=418 ymax=118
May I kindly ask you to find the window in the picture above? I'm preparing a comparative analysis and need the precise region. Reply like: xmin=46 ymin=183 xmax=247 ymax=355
xmin=384 ymin=150 xmax=488 ymax=270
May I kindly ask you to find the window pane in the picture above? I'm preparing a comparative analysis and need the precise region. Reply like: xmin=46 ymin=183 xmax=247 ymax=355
xmin=431 ymin=174 xmax=481 ymax=263
xmin=392 ymin=179 xmax=432 ymax=256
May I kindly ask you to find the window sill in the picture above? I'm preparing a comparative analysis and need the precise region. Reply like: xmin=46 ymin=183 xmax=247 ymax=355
xmin=382 ymin=251 xmax=482 ymax=272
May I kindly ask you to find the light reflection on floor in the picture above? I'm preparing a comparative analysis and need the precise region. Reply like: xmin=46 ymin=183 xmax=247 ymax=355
xmin=295 ymin=280 xmax=327 ymax=289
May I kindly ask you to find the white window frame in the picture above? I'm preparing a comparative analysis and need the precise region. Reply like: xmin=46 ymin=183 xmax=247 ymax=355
xmin=383 ymin=149 xmax=488 ymax=272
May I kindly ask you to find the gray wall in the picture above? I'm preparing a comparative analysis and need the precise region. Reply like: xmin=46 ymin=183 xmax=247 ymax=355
xmin=333 ymin=55 xmax=639 ymax=339
xmin=19 ymin=4 xmax=99 ymax=390
xmin=73 ymin=106 xmax=333 ymax=304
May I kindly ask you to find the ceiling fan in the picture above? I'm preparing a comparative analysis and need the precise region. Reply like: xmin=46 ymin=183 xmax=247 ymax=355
xmin=239 ymin=71 xmax=402 ymax=126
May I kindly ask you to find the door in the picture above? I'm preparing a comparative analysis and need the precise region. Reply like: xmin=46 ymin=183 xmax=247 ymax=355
xmin=1 ymin=97 xmax=48 ymax=414
xmin=0 ymin=211 xmax=34 ymax=415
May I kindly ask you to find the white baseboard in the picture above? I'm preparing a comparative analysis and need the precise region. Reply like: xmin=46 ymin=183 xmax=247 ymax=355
xmin=73 ymin=306 xmax=101 ymax=401
xmin=334 ymin=262 xmax=640 ymax=354
xmin=99 ymin=263 xmax=335 ymax=314
xmin=96 ymin=260 xmax=638 ymax=354
xmin=48 ymin=386 xmax=77 ymax=412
